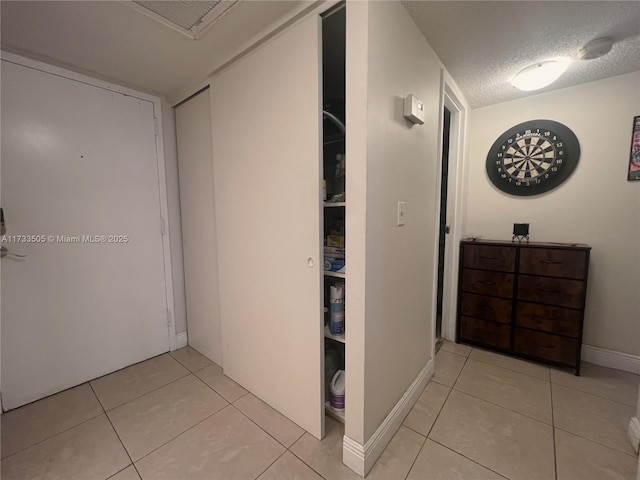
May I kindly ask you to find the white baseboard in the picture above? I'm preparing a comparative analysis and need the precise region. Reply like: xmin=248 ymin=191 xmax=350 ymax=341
xmin=343 ymin=359 xmax=434 ymax=477
xmin=581 ymin=345 xmax=640 ymax=375
xmin=628 ymin=417 xmax=640 ymax=455
xmin=175 ymin=331 xmax=188 ymax=349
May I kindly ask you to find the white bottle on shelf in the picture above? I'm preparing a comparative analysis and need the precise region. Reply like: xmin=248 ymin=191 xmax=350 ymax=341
xmin=329 ymin=283 xmax=345 ymax=335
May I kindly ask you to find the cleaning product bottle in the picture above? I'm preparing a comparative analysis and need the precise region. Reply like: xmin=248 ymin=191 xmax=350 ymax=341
xmin=334 ymin=153 xmax=345 ymax=198
xmin=330 ymin=369 xmax=345 ymax=411
xmin=329 ymin=283 xmax=345 ymax=335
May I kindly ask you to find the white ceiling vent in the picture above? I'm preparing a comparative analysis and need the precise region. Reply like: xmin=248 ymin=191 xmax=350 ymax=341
xmin=126 ymin=1 xmax=238 ymax=39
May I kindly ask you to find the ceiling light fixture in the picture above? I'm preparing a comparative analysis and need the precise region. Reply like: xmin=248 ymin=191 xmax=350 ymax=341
xmin=511 ymin=59 xmax=570 ymax=91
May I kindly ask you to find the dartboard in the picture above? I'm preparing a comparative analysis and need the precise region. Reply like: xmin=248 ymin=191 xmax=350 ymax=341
xmin=486 ymin=120 xmax=580 ymax=196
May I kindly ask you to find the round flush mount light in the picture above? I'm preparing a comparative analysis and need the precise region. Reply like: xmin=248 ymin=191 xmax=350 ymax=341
xmin=579 ymin=37 xmax=613 ymax=60
xmin=511 ymin=59 xmax=570 ymax=91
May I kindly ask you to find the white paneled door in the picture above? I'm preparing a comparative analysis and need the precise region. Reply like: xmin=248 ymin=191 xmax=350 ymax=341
xmin=211 ymin=15 xmax=324 ymax=438
xmin=1 ymin=58 xmax=171 ymax=410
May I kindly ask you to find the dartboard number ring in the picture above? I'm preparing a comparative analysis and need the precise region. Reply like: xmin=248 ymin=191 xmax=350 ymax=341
xmin=486 ymin=119 xmax=580 ymax=196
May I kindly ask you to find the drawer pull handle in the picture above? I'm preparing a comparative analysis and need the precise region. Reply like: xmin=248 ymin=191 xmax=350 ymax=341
xmin=540 ymin=260 xmax=563 ymax=265
xmin=533 ymin=314 xmax=558 ymax=321
xmin=479 ymin=255 xmax=498 ymax=260
xmin=478 ymin=281 xmax=496 ymax=286
xmin=537 ymin=288 xmax=560 ymax=294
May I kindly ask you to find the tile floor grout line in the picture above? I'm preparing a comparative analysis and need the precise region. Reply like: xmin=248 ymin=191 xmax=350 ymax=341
xmin=449 ymin=387 xmax=554 ymax=427
xmin=91 ymin=382 xmax=142 ymax=480
xmin=88 ymin=352 xmax=181 ymax=386
xmin=425 ymin=382 xmax=455 ymax=438
xmin=449 ymin=348 xmax=472 ymax=389
xmin=105 ymin=464 xmax=137 ymax=480
xmin=252 ymin=449 xmax=288 ymax=480
xmin=287 ymin=444 xmax=331 ymax=480
xmin=549 ymin=379 xmax=639 ymax=408
xmin=168 ymin=349 xmax=215 ymax=374
xmin=0 ymin=381 xmax=104 ymax=416
xmin=467 ymin=356 xmax=551 ymax=382
xmin=429 ymin=348 xmax=548 ymax=479
xmin=439 ymin=349 xmax=470 ymax=359
xmin=401 ymin=424 xmax=429 ymax=438
xmin=552 ymin=424 xmax=639 ymax=458
xmin=129 ymin=402 xmax=232 ymax=466
xmin=190 ymin=371 xmax=247 ymax=404
xmin=452 ymin=350 xmax=555 ymax=427
xmin=0 ymin=409 xmax=106 ymax=462
xmin=229 ymin=402 xmax=304 ymax=450
xmin=400 ymin=431 xmax=428 ymax=480
xmin=3 ymin=361 xmax=216 ymax=464
xmin=413 ymin=346 xmax=467 ymax=441
xmin=429 ymin=438 xmax=511 ymax=480
xmin=98 ymin=370 xmax=192 ymax=413
xmin=192 ymin=369 xmax=250 ymax=404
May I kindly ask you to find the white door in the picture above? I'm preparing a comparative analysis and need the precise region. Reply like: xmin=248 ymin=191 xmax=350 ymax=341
xmin=175 ymin=89 xmax=223 ymax=365
xmin=211 ymin=15 xmax=324 ymax=438
xmin=1 ymin=59 xmax=170 ymax=410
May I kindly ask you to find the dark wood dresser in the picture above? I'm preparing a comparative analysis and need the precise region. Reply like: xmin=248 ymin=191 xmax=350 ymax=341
xmin=456 ymin=239 xmax=591 ymax=375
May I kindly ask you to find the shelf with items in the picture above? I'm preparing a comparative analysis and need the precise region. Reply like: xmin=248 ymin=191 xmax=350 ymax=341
xmin=322 ymin=4 xmax=345 ymax=426
xmin=324 ymin=324 xmax=345 ymax=344
xmin=324 ymin=271 xmax=345 ymax=279
xmin=323 ymin=208 xmax=345 ymax=276
xmin=324 ymin=277 xmax=345 ymax=336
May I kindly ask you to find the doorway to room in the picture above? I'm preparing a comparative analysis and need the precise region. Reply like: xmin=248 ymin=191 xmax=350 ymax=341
xmin=435 ymin=106 xmax=451 ymax=348
xmin=433 ymin=78 xmax=467 ymax=355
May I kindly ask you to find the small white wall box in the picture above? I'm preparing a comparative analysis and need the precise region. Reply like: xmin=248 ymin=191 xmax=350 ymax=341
xmin=403 ymin=94 xmax=425 ymax=125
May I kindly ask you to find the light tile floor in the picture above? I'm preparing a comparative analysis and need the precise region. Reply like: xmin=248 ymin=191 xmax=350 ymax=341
xmin=1 ymin=343 xmax=638 ymax=480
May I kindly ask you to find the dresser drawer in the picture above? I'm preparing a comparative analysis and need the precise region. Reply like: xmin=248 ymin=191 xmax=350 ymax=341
xmin=460 ymin=293 xmax=512 ymax=324
xmin=463 ymin=245 xmax=516 ymax=272
xmin=515 ymin=302 xmax=581 ymax=337
xmin=513 ymin=328 xmax=578 ymax=366
xmin=462 ymin=269 xmax=514 ymax=298
xmin=519 ymin=248 xmax=587 ymax=279
xmin=517 ymin=275 xmax=585 ymax=309
xmin=459 ymin=316 xmax=511 ymax=349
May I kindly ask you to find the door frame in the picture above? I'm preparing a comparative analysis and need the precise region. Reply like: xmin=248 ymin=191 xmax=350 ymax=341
xmin=432 ymin=69 xmax=468 ymax=350
xmin=0 ymin=51 xmax=178 ymax=353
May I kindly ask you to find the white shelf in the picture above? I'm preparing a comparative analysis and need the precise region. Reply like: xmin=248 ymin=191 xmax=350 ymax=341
xmin=324 ymin=325 xmax=345 ymax=344
xmin=324 ymin=202 xmax=346 ymax=207
xmin=325 ymin=401 xmax=345 ymax=423
xmin=324 ymin=271 xmax=345 ymax=278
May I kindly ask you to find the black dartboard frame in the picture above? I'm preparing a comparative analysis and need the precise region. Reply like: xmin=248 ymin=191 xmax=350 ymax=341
xmin=486 ymin=119 xmax=580 ymax=196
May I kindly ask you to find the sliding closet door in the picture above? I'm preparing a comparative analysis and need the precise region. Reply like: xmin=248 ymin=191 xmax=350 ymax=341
xmin=210 ymin=15 xmax=324 ymax=438
xmin=175 ymin=89 xmax=223 ymax=365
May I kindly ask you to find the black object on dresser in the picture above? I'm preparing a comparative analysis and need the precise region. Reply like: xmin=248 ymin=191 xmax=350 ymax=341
xmin=456 ymin=240 xmax=591 ymax=375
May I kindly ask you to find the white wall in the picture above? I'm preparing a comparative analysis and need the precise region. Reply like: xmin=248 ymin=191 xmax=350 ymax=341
xmin=465 ymin=72 xmax=640 ymax=356
xmin=355 ymin=0 xmax=443 ymax=442
xmin=161 ymin=100 xmax=188 ymax=336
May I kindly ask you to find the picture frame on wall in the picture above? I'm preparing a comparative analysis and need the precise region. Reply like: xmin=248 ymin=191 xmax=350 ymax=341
xmin=628 ymin=115 xmax=640 ymax=181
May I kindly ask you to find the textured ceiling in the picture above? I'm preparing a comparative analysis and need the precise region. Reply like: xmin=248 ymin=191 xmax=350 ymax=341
xmin=402 ymin=1 xmax=640 ymax=108
xmin=0 ymin=1 xmax=311 ymax=100
xmin=2 ymin=1 xmax=638 ymax=106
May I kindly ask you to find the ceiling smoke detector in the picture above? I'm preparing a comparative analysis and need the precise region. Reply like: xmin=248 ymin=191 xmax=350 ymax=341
xmin=126 ymin=1 xmax=238 ymax=40
xmin=578 ymin=38 xmax=614 ymax=60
